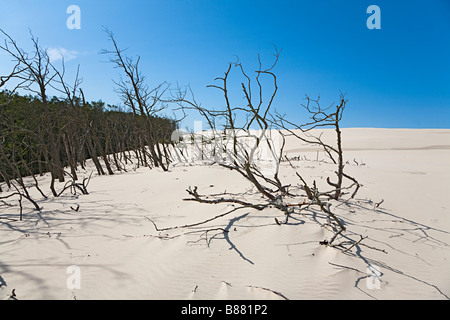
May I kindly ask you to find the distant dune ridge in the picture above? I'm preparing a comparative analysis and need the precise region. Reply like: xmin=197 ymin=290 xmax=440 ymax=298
xmin=1 ymin=128 xmax=449 ymax=300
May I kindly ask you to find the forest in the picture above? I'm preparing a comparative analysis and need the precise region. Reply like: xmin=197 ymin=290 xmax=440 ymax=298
xmin=0 ymin=90 xmax=176 ymax=187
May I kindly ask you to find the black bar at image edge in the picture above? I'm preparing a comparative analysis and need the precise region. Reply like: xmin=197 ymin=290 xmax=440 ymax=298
xmin=1 ymin=299 xmax=442 ymax=318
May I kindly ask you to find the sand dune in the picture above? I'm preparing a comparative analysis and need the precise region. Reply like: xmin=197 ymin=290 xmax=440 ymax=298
xmin=1 ymin=128 xmax=449 ymax=300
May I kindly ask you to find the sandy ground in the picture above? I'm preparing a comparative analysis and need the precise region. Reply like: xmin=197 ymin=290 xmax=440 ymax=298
xmin=1 ymin=128 xmax=449 ymax=300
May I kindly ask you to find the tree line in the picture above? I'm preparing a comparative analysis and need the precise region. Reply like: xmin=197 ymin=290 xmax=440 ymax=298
xmin=0 ymin=91 xmax=175 ymax=186
xmin=0 ymin=28 xmax=177 ymax=206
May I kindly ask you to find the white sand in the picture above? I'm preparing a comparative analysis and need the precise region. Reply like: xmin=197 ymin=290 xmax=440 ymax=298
xmin=1 ymin=128 xmax=449 ymax=300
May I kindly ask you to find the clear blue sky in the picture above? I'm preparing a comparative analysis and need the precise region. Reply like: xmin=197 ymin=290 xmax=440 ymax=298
xmin=1 ymin=0 xmax=449 ymax=129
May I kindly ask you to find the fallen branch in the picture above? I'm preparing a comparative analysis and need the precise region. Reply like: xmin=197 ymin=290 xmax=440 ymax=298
xmin=186 ymin=228 xmax=228 ymax=247
xmin=183 ymin=186 xmax=267 ymax=211
xmin=145 ymin=205 xmax=248 ymax=232
xmin=153 ymin=227 xmax=228 ymax=241
xmin=328 ymin=262 xmax=365 ymax=274
xmin=342 ymin=172 xmax=361 ymax=198
xmin=330 ymin=235 xmax=388 ymax=254
xmin=328 ymin=228 xmax=345 ymax=245
xmin=341 ymin=235 xmax=368 ymax=252
xmin=246 ymin=285 xmax=289 ymax=300
xmin=0 ymin=182 xmax=41 ymax=220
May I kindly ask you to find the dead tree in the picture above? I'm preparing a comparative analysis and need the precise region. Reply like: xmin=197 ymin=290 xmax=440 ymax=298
xmin=274 ymin=94 xmax=360 ymax=200
xmin=80 ymin=90 xmax=115 ymax=176
xmin=51 ymin=60 xmax=83 ymax=181
xmin=170 ymin=48 xmax=299 ymax=220
xmin=101 ymin=28 xmax=171 ymax=171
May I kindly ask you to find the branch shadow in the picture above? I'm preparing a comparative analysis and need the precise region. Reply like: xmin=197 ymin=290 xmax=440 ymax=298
xmin=223 ymin=212 xmax=254 ymax=265
xmin=330 ymin=198 xmax=450 ymax=299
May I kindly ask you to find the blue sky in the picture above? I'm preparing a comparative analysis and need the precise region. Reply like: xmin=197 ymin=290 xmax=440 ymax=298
xmin=0 ymin=0 xmax=449 ymax=129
